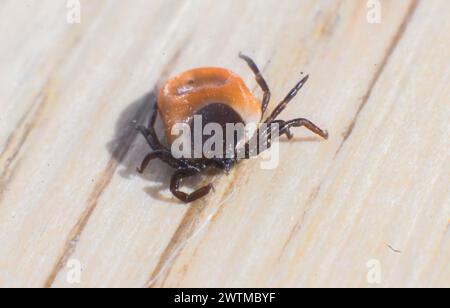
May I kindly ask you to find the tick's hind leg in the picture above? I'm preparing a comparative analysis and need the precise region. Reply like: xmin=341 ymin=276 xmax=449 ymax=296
xmin=239 ymin=53 xmax=271 ymax=114
xmin=170 ymin=168 xmax=214 ymax=203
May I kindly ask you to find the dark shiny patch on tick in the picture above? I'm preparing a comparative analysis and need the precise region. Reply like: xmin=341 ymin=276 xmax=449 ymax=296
xmin=193 ymin=103 xmax=244 ymax=128
xmin=189 ymin=103 xmax=244 ymax=157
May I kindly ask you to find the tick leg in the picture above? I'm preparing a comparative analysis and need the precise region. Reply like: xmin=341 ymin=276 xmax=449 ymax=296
xmin=264 ymin=75 xmax=309 ymax=123
xmin=248 ymin=119 xmax=327 ymax=157
xmin=239 ymin=53 xmax=271 ymax=115
xmin=137 ymin=103 xmax=199 ymax=173
xmin=244 ymin=121 xmax=288 ymax=158
xmin=148 ymin=100 xmax=159 ymax=129
xmin=170 ymin=168 xmax=214 ymax=203
xmin=137 ymin=150 xmax=174 ymax=173
xmin=137 ymin=152 xmax=157 ymax=173
xmin=136 ymin=124 xmax=165 ymax=151
xmin=278 ymin=118 xmax=328 ymax=140
xmin=267 ymin=120 xmax=293 ymax=139
xmin=136 ymin=102 xmax=165 ymax=150
xmin=259 ymin=121 xmax=288 ymax=152
xmin=137 ymin=148 xmax=186 ymax=172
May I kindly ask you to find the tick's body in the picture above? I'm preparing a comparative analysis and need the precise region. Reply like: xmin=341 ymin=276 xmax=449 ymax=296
xmin=158 ymin=67 xmax=262 ymax=143
xmin=136 ymin=53 xmax=328 ymax=203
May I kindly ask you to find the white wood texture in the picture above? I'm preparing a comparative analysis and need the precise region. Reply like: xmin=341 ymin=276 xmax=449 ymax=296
xmin=0 ymin=0 xmax=448 ymax=287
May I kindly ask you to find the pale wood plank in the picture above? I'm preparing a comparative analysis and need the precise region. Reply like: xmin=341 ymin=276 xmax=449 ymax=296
xmin=0 ymin=0 xmax=448 ymax=288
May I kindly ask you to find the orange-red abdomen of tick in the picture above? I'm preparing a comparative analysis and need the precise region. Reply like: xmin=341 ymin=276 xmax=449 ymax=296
xmin=158 ymin=67 xmax=262 ymax=143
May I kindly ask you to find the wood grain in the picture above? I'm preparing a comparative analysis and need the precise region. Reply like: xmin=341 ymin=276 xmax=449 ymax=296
xmin=0 ymin=0 xmax=448 ymax=288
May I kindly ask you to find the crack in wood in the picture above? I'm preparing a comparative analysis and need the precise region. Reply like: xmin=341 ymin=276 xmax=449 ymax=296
xmin=334 ymin=0 xmax=420 ymax=158
xmin=146 ymin=201 xmax=209 ymax=287
xmin=276 ymin=0 xmax=420 ymax=262
xmin=43 ymin=90 xmax=154 ymax=287
xmin=0 ymin=85 xmax=52 ymax=204
xmin=145 ymin=168 xmax=241 ymax=287
xmin=43 ymin=44 xmax=186 ymax=287
xmin=278 ymin=185 xmax=321 ymax=258
xmin=0 ymin=2 xmax=105 ymax=205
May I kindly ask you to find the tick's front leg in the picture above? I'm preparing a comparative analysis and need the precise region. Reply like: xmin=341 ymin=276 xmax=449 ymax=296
xmin=170 ymin=168 xmax=214 ymax=203
xmin=137 ymin=149 xmax=183 ymax=173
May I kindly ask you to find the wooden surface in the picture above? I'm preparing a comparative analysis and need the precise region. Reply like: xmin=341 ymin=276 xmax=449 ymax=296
xmin=0 ymin=0 xmax=448 ymax=288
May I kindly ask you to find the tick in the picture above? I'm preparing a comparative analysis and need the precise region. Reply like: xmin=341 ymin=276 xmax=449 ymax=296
xmin=136 ymin=53 xmax=328 ymax=203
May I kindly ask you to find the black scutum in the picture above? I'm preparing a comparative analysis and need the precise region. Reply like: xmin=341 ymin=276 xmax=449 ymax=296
xmin=189 ymin=103 xmax=244 ymax=158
